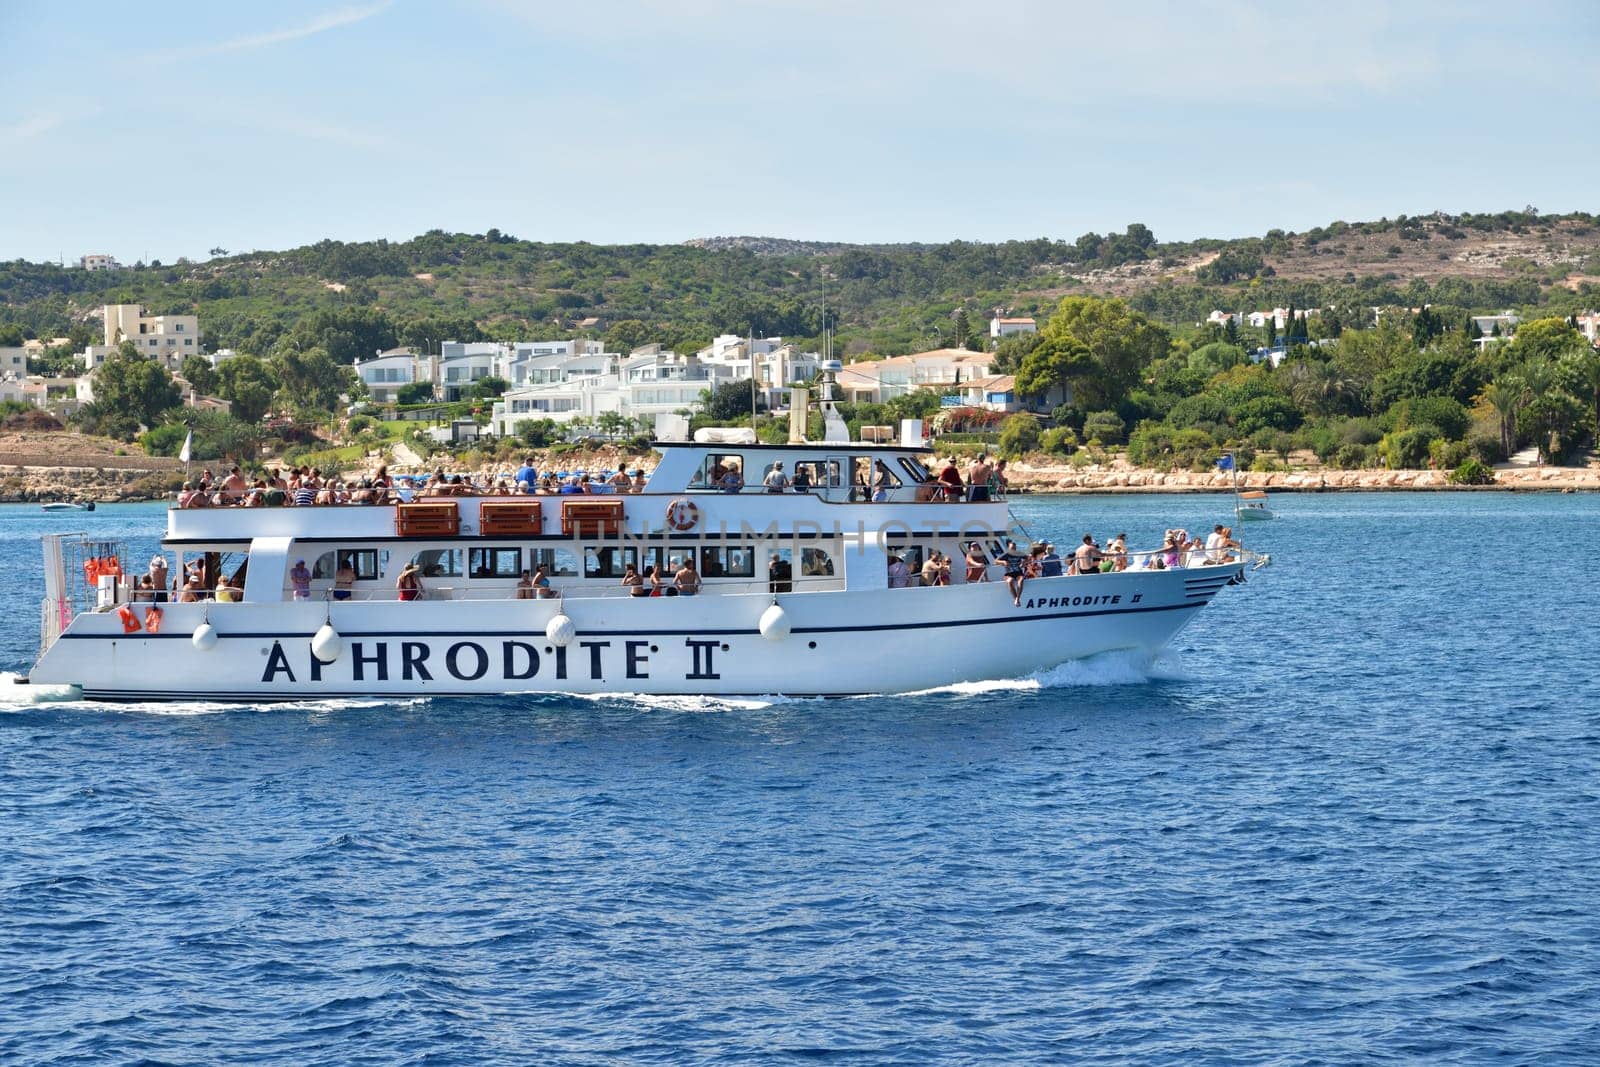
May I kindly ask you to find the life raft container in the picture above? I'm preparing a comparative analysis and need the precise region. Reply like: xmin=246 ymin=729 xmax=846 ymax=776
xmin=666 ymin=497 xmax=701 ymax=532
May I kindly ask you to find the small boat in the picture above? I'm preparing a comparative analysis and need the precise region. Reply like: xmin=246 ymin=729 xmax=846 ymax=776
xmin=41 ymin=502 xmax=95 ymax=513
xmin=1235 ymin=490 xmax=1273 ymax=522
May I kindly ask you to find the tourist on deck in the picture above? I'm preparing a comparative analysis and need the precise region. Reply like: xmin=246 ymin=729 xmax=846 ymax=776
xmin=289 ymin=559 xmax=312 ymax=601
xmin=937 ymin=458 xmax=964 ymax=501
xmin=631 ymin=470 xmax=647 ymax=493
xmin=397 ymin=562 xmax=424 ymax=602
xmin=964 ymin=542 xmax=990 ymax=583
xmin=214 ymin=574 xmax=241 ymax=603
xmin=920 ymin=551 xmax=942 ymax=587
xmin=1040 ymin=543 xmax=1063 ymax=577
xmin=791 ymin=465 xmax=812 ymax=493
xmin=621 ymin=562 xmax=644 ymax=596
xmin=1000 ymin=540 xmax=1027 ymax=604
xmin=516 ymin=569 xmax=536 ymax=600
xmin=769 ymin=554 xmax=793 ymax=594
xmin=718 ymin=465 xmax=744 ymax=494
xmin=967 ymin=456 xmax=993 ymax=502
xmin=993 ymin=459 xmax=1009 ymax=499
xmin=523 ymin=563 xmax=551 ymax=598
xmin=674 ymin=557 xmax=701 ymax=596
xmin=333 ymin=557 xmax=356 ymax=600
xmin=763 ymin=463 xmax=790 ymax=493
xmin=1205 ymin=524 xmax=1227 ymax=564
xmin=147 ymin=556 xmax=170 ymax=602
xmin=1071 ymin=535 xmax=1102 ymax=576
xmin=514 ymin=456 xmax=537 ymax=491
xmin=178 ymin=571 xmax=206 ymax=602
xmin=887 ymin=554 xmax=911 ymax=589
xmin=643 ymin=564 xmax=664 ymax=597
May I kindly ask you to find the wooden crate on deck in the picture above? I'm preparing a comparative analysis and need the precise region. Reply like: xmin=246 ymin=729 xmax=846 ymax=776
xmin=395 ymin=501 xmax=460 ymax=537
xmin=479 ymin=500 xmax=543 ymax=536
xmin=561 ymin=498 xmax=625 ymax=537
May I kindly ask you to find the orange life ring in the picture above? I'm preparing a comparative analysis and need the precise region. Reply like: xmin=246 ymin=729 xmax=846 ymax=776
xmin=143 ymin=606 xmax=163 ymax=634
xmin=666 ymin=497 xmax=700 ymax=532
xmin=117 ymin=604 xmax=141 ymax=634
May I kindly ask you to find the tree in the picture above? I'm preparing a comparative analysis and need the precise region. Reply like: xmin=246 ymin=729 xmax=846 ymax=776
xmin=596 ymin=410 xmax=629 ymax=439
xmin=997 ymin=413 xmax=1040 ymax=457
xmin=951 ymin=307 xmax=972 ymax=350
xmin=273 ymin=346 xmax=351 ymax=412
xmin=397 ymin=381 xmax=435 ymax=405
xmin=216 ymin=354 xmax=278 ymax=423
xmin=606 ymin=319 xmax=653 ymax=353
xmin=1480 ymin=379 xmax=1520 ymax=457
xmin=471 ymin=375 xmax=509 ymax=400
xmin=1188 ymin=342 xmax=1248 ymax=378
xmin=1015 ymin=336 xmax=1095 ymax=404
xmin=92 ymin=354 xmax=182 ymax=429
xmin=1024 ymin=296 xmax=1170 ymax=411
xmin=701 ymin=379 xmax=760 ymax=421
xmin=181 ymin=354 xmax=218 ymax=396
xmin=1081 ymin=410 xmax=1126 ymax=444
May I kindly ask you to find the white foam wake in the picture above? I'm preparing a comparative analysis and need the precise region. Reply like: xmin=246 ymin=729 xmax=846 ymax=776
xmin=902 ymin=649 xmax=1187 ymax=698
xmin=0 ymin=673 xmax=427 ymax=715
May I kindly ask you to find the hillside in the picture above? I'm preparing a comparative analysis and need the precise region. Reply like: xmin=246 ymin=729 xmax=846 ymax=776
xmin=2 ymin=210 xmax=1597 ymax=361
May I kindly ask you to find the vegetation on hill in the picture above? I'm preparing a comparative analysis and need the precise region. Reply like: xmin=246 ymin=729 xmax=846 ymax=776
xmin=1 ymin=209 xmax=1598 ymax=471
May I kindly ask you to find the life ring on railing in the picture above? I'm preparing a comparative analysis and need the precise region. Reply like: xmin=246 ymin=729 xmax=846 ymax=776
xmin=143 ymin=606 xmax=163 ymax=634
xmin=117 ymin=604 xmax=141 ymax=634
xmin=666 ymin=497 xmax=701 ymax=532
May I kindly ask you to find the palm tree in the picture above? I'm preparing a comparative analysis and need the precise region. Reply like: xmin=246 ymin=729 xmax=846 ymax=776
xmin=1481 ymin=380 xmax=1520 ymax=458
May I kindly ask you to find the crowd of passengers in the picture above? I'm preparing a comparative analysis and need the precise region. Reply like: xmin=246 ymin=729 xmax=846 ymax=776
xmin=176 ymin=457 xmax=653 ymax=508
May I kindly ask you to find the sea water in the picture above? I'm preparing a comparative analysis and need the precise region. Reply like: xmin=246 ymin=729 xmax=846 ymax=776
xmin=2 ymin=495 xmax=1597 ymax=1064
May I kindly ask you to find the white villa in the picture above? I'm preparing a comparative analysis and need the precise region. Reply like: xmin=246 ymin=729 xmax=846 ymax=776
xmin=836 ymin=349 xmax=996 ymax=404
xmin=102 ymin=304 xmax=200 ymax=369
xmin=989 ymin=314 xmax=1037 ymax=340
xmin=355 ymin=348 xmax=422 ymax=404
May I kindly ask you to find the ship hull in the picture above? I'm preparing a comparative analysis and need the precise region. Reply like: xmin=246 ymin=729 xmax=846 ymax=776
xmin=31 ymin=567 xmax=1241 ymax=700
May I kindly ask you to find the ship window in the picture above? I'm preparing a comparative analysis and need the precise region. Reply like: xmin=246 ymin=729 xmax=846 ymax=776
xmin=469 ymin=547 xmax=521 ymax=578
xmin=413 ymin=548 xmax=462 ymax=578
xmin=584 ymin=546 xmax=637 ymax=578
xmin=800 ymin=548 xmax=835 ymax=578
xmin=889 ymin=544 xmax=926 ymax=581
xmin=698 ymin=545 xmax=755 ymax=579
xmin=530 ymin=547 xmax=579 ymax=577
xmin=898 ymin=457 xmax=931 ymax=483
xmin=692 ymin=453 xmax=745 ymax=488
xmin=873 ymin=460 xmax=903 ymax=489
xmin=313 ymin=549 xmax=382 ymax=581
xmin=792 ymin=460 xmax=838 ymax=489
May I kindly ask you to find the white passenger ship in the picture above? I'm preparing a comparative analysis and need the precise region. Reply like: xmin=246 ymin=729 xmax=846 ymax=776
xmin=29 ymin=431 xmax=1254 ymax=701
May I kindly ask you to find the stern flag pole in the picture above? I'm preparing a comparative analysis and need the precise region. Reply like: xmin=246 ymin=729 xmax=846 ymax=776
xmin=179 ymin=428 xmax=193 ymax=482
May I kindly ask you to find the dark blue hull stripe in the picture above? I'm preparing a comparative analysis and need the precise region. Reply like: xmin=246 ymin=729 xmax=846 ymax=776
xmin=55 ymin=600 xmax=1207 ymax=642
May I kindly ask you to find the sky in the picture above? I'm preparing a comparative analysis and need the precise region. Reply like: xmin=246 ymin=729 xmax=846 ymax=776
xmin=1 ymin=0 xmax=1597 ymax=264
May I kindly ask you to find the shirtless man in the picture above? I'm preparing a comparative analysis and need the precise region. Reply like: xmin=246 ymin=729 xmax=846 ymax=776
xmin=333 ymin=556 xmax=356 ymax=600
xmin=221 ymin=466 xmax=249 ymax=504
xmin=674 ymin=557 xmax=702 ymax=596
xmin=967 ymin=455 xmax=993 ymax=502
xmin=1072 ymin=535 xmax=1102 ymax=576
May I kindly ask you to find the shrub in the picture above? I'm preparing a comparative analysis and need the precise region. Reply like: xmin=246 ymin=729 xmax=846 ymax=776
xmin=1466 ymin=430 xmax=1505 ymax=464
xmin=1235 ymin=395 xmax=1302 ymax=436
xmin=1380 ymin=425 xmax=1440 ymax=469
xmin=1447 ymin=458 xmax=1496 ymax=485
xmin=2 ymin=409 xmax=64 ymax=432
xmin=1081 ymin=410 xmax=1126 ymax=445
xmin=1429 ymin=438 xmax=1469 ymax=469
xmin=1339 ymin=417 xmax=1383 ymax=446
xmin=346 ymin=414 xmax=377 ymax=435
xmin=1335 ymin=443 xmax=1371 ymax=468
xmin=998 ymin=413 xmax=1041 ymax=457
xmin=1388 ymin=396 xmax=1469 ymax=440
xmin=1039 ymin=426 xmax=1079 ymax=455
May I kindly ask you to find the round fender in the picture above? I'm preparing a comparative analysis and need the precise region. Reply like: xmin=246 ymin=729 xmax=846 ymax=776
xmin=311 ymin=622 xmax=344 ymax=664
xmin=545 ymin=613 xmax=576 ymax=648
xmin=192 ymin=622 xmax=218 ymax=651
xmin=758 ymin=603 xmax=791 ymax=641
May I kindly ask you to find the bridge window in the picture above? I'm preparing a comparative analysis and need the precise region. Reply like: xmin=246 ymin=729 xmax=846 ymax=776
xmin=699 ymin=545 xmax=755 ymax=579
xmin=469 ymin=547 xmax=521 ymax=578
xmin=413 ymin=548 xmax=463 ymax=578
xmin=530 ymin=547 xmax=579 ymax=577
xmin=313 ymin=549 xmax=382 ymax=581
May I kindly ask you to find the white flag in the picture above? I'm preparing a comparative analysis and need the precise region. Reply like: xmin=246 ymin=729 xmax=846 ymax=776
xmin=178 ymin=429 xmax=193 ymax=463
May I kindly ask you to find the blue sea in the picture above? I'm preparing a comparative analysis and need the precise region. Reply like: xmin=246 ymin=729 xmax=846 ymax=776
xmin=2 ymin=494 xmax=1598 ymax=1065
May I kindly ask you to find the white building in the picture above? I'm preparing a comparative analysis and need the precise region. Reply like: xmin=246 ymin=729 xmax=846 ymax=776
xmin=426 ymin=341 xmax=515 ymax=401
xmin=836 ymin=349 xmax=996 ymax=404
xmin=0 ymin=347 xmax=27 ymax=378
xmin=80 ymin=254 xmax=122 ymax=271
xmin=354 ymin=348 xmax=421 ymax=404
xmin=1206 ymin=310 xmax=1242 ymax=327
xmin=0 ymin=374 xmax=48 ymax=408
xmin=989 ymin=314 xmax=1037 ymax=340
xmin=490 ymin=349 xmax=714 ymax=435
xmin=1577 ymin=311 xmax=1600 ymax=345
xmin=102 ymin=303 xmax=200 ymax=370
xmin=694 ymin=335 xmax=821 ymax=408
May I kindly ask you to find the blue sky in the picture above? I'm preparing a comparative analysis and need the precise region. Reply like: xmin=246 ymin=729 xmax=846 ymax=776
xmin=1 ymin=1 xmax=1596 ymax=263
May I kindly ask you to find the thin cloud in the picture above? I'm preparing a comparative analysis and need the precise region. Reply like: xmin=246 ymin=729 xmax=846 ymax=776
xmin=0 ymin=113 xmax=64 ymax=144
xmin=188 ymin=1 xmax=392 ymax=57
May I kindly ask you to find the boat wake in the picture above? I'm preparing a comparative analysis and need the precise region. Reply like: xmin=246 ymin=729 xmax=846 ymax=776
xmin=0 ymin=673 xmax=425 ymax=715
xmin=905 ymin=649 xmax=1186 ymax=698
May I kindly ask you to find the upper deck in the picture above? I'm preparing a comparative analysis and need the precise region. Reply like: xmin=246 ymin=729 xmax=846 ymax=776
xmin=165 ymin=442 xmax=1005 ymax=545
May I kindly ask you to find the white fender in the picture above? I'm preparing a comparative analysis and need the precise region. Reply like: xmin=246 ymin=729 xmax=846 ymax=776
xmin=758 ymin=603 xmax=791 ymax=641
xmin=191 ymin=622 xmax=218 ymax=652
xmin=311 ymin=622 xmax=343 ymax=663
xmin=545 ymin=613 xmax=576 ymax=648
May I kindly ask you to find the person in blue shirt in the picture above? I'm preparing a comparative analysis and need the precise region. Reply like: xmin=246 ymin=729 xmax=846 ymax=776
xmin=514 ymin=455 xmax=537 ymax=493
xmin=1040 ymin=543 xmax=1063 ymax=577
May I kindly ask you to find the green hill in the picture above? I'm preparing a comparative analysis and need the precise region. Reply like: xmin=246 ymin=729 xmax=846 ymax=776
xmin=2 ymin=209 xmax=1598 ymax=362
